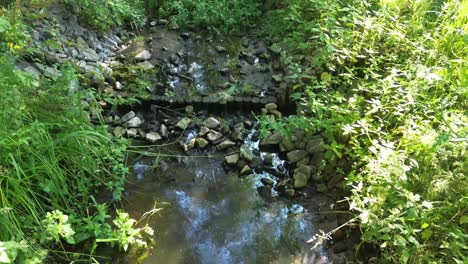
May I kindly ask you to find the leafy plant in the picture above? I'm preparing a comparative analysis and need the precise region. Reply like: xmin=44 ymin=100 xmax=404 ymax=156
xmin=64 ymin=0 xmax=145 ymax=30
xmin=159 ymin=0 xmax=261 ymax=35
xmin=259 ymin=0 xmax=468 ymax=262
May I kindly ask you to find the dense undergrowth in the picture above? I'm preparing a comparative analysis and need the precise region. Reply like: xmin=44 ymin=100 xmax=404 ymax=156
xmin=259 ymin=0 xmax=467 ymax=263
xmin=1 ymin=0 xmax=466 ymax=263
xmin=155 ymin=0 xmax=467 ymax=262
xmin=0 ymin=1 xmax=152 ymax=263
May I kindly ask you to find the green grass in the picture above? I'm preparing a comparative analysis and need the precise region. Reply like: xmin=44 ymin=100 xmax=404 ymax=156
xmin=0 ymin=3 xmax=152 ymax=262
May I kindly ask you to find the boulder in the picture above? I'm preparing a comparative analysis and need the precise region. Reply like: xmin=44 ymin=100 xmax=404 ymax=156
xmin=240 ymin=144 xmax=254 ymax=162
xmin=113 ymin=126 xmax=123 ymax=137
xmin=176 ymin=117 xmax=192 ymax=130
xmin=127 ymin=128 xmax=138 ymax=138
xmin=293 ymin=165 xmax=313 ymax=188
xmin=280 ymin=137 xmax=295 ymax=152
xmin=185 ymin=105 xmax=194 ymax=113
xmin=125 ymin=116 xmax=143 ymax=128
xmin=146 ymin=132 xmax=162 ymax=143
xmin=199 ymin=126 xmax=210 ymax=136
xmin=233 ymin=122 xmax=244 ymax=132
xmin=272 ymin=74 xmax=283 ymax=82
xmin=240 ymin=165 xmax=252 ymax=175
xmin=287 ymin=150 xmax=308 ymax=163
xmin=260 ymin=132 xmax=283 ymax=146
xmin=231 ymin=130 xmax=243 ymax=141
xmin=160 ymin=124 xmax=169 ymax=138
xmin=261 ymin=178 xmax=275 ymax=186
xmin=225 ymin=154 xmax=239 ymax=165
xmin=207 ymin=130 xmax=222 ymax=142
xmin=265 ymin=103 xmax=278 ymax=111
xmin=263 ymin=153 xmax=274 ymax=165
xmin=120 ymin=111 xmax=136 ymax=123
xmin=81 ymin=48 xmax=100 ymax=62
xmin=135 ymin=50 xmax=152 ymax=61
xmin=306 ymin=136 xmax=325 ymax=154
xmin=217 ymin=140 xmax=236 ymax=150
xmin=203 ymin=117 xmax=220 ymax=129
xmin=196 ymin=138 xmax=209 ymax=148
xmin=215 ymin=45 xmax=227 ymax=53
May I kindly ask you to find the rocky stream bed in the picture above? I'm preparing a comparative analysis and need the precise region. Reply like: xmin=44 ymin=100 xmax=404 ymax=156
xmin=18 ymin=7 xmax=361 ymax=263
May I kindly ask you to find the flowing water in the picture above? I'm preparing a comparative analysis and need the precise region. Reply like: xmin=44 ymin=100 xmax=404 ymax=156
xmin=122 ymin=129 xmax=328 ymax=263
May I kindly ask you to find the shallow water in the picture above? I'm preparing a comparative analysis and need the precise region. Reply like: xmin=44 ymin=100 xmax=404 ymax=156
xmin=122 ymin=131 xmax=328 ymax=264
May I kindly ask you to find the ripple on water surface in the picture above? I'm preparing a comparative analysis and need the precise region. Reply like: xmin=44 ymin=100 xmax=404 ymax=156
xmin=125 ymin=133 xmax=326 ymax=263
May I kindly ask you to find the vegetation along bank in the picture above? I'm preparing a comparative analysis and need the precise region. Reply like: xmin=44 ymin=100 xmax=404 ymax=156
xmin=0 ymin=0 xmax=466 ymax=263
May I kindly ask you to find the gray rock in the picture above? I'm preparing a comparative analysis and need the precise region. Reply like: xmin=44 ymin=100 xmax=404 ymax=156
xmin=207 ymin=130 xmax=223 ymax=142
xmin=82 ymin=48 xmax=100 ymax=62
xmin=231 ymin=130 xmax=243 ymax=142
xmin=215 ymin=45 xmax=227 ymax=53
xmin=287 ymin=150 xmax=308 ymax=163
xmin=199 ymin=126 xmax=210 ymax=136
xmin=146 ymin=132 xmax=162 ymax=143
xmin=126 ymin=116 xmax=143 ymax=128
xmin=306 ymin=136 xmax=325 ymax=154
xmin=127 ymin=128 xmax=138 ymax=138
xmin=185 ymin=105 xmax=194 ymax=113
xmin=160 ymin=124 xmax=169 ymax=138
xmin=265 ymin=103 xmax=278 ymax=111
xmin=115 ymin=81 xmax=123 ymax=90
xmin=134 ymin=50 xmax=151 ymax=61
xmin=196 ymin=138 xmax=209 ymax=148
xmin=217 ymin=140 xmax=236 ymax=150
xmin=150 ymin=21 xmax=157 ymax=27
xmin=203 ymin=117 xmax=220 ymax=129
xmin=113 ymin=126 xmax=123 ymax=137
xmin=176 ymin=117 xmax=192 ymax=130
xmin=120 ymin=111 xmax=136 ymax=123
xmin=264 ymin=153 xmax=274 ymax=165
xmin=260 ymin=132 xmax=283 ymax=146
xmin=280 ymin=137 xmax=295 ymax=152
xmin=158 ymin=19 xmax=169 ymax=26
xmin=293 ymin=165 xmax=313 ymax=188
xmin=296 ymin=156 xmax=311 ymax=167
xmin=23 ymin=66 xmax=41 ymax=78
xmin=233 ymin=122 xmax=244 ymax=132
xmin=240 ymin=165 xmax=252 ymax=175
xmin=240 ymin=144 xmax=254 ymax=162
xmin=261 ymin=178 xmax=275 ymax=186
xmin=225 ymin=154 xmax=239 ymax=165
xmin=272 ymin=74 xmax=283 ymax=83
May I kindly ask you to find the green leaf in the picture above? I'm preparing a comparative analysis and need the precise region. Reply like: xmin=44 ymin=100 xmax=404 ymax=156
xmin=421 ymin=223 xmax=429 ymax=229
xmin=422 ymin=230 xmax=433 ymax=240
xmin=395 ymin=235 xmax=407 ymax=247
xmin=321 ymin=72 xmax=332 ymax=83
xmin=0 ymin=18 xmax=11 ymax=33
xmin=460 ymin=216 xmax=468 ymax=225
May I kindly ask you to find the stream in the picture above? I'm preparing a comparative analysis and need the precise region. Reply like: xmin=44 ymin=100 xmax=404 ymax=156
xmin=120 ymin=128 xmax=328 ymax=264
xmin=100 ymin=24 xmax=356 ymax=263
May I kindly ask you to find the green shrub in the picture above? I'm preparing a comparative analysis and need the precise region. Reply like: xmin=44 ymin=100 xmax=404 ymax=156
xmin=0 ymin=56 xmax=153 ymax=262
xmin=260 ymin=0 xmax=468 ymax=262
xmin=0 ymin=6 xmax=30 ymax=55
xmin=64 ymin=0 xmax=145 ymax=30
xmin=159 ymin=0 xmax=261 ymax=35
